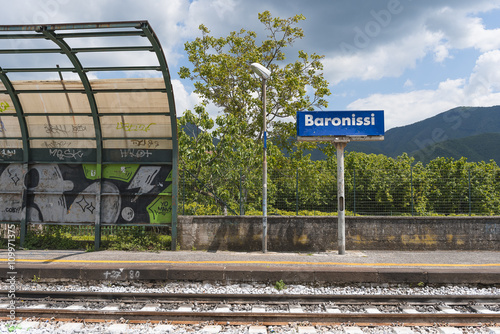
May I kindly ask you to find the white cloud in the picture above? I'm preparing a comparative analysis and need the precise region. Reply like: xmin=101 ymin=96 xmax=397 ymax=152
xmin=171 ymin=79 xmax=202 ymax=116
xmin=325 ymin=29 xmax=437 ymax=84
xmin=403 ymin=79 xmax=414 ymax=88
xmin=466 ymin=50 xmax=500 ymax=98
xmin=433 ymin=43 xmax=451 ymax=63
xmin=323 ymin=2 xmax=500 ymax=85
xmin=347 ymin=49 xmax=500 ymax=130
xmin=425 ymin=6 xmax=500 ymax=53
xmin=347 ymin=79 xmax=465 ymax=130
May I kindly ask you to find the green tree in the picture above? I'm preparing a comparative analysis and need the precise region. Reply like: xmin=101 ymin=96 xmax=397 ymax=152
xmin=467 ymin=160 xmax=500 ymax=215
xmin=179 ymin=10 xmax=330 ymax=148
xmin=178 ymin=11 xmax=331 ymax=213
xmin=425 ymin=157 xmax=470 ymax=214
xmin=178 ymin=106 xmax=262 ymax=214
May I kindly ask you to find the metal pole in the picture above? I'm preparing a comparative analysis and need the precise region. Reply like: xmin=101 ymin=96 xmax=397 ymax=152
xmin=240 ymin=168 xmax=244 ymax=215
xmin=353 ymin=168 xmax=356 ymax=215
xmin=296 ymin=168 xmax=299 ymax=215
xmin=335 ymin=141 xmax=348 ymax=255
xmin=262 ymin=79 xmax=268 ymax=253
xmin=411 ymin=166 xmax=414 ymax=216
xmin=468 ymin=169 xmax=471 ymax=216
xmin=182 ymin=169 xmax=185 ymax=215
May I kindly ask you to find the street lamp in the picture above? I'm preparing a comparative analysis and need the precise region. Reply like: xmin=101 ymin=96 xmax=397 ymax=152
xmin=250 ymin=62 xmax=271 ymax=253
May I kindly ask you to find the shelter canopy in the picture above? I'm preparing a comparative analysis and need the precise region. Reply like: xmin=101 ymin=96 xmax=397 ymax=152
xmin=0 ymin=21 xmax=178 ymax=165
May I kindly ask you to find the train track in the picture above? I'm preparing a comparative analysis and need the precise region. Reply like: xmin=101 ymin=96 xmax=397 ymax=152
xmin=1 ymin=290 xmax=499 ymax=326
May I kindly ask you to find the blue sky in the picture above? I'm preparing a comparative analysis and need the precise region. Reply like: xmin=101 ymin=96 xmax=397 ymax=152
xmin=2 ymin=0 xmax=500 ymax=130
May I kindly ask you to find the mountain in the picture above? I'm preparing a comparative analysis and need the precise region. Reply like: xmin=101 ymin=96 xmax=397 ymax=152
xmin=179 ymin=105 xmax=500 ymax=164
xmin=409 ymin=132 xmax=500 ymax=164
xmin=341 ymin=105 xmax=500 ymax=163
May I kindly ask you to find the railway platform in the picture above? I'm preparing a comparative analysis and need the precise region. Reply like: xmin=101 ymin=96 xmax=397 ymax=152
xmin=0 ymin=249 xmax=499 ymax=284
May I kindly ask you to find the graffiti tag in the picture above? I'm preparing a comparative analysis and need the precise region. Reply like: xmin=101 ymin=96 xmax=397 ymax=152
xmin=0 ymin=120 xmax=5 ymax=132
xmin=49 ymin=149 xmax=84 ymax=160
xmin=45 ymin=124 xmax=87 ymax=135
xmin=147 ymin=199 xmax=172 ymax=222
xmin=43 ymin=140 xmax=72 ymax=149
xmin=72 ymin=124 xmax=87 ymax=132
xmin=120 ymin=149 xmax=152 ymax=159
xmin=103 ymin=269 xmax=123 ymax=280
xmin=116 ymin=122 xmax=155 ymax=132
xmin=0 ymin=101 xmax=9 ymax=112
xmin=45 ymin=124 xmax=69 ymax=135
xmin=131 ymin=139 xmax=160 ymax=149
xmin=0 ymin=149 xmax=16 ymax=158
xmin=4 ymin=207 xmax=21 ymax=213
xmin=103 ymin=269 xmax=140 ymax=280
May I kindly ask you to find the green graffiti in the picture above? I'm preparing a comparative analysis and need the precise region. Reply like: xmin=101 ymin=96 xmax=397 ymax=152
xmin=160 ymin=170 xmax=173 ymax=195
xmin=0 ymin=101 xmax=9 ymax=112
xmin=147 ymin=195 xmax=172 ymax=224
xmin=82 ymin=164 xmax=100 ymax=180
xmin=160 ymin=183 xmax=173 ymax=195
xmin=83 ymin=164 xmax=139 ymax=182
xmin=103 ymin=164 xmax=139 ymax=182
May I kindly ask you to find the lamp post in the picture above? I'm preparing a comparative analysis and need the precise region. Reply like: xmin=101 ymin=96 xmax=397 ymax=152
xmin=250 ymin=62 xmax=271 ymax=253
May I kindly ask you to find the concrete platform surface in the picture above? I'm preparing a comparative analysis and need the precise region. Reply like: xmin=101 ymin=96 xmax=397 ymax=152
xmin=0 ymin=250 xmax=499 ymax=284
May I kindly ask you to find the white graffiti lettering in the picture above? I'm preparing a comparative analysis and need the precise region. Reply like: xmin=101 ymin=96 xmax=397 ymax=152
xmin=103 ymin=269 xmax=123 ymax=280
xmin=120 ymin=149 xmax=153 ymax=159
xmin=49 ymin=149 xmax=84 ymax=160
xmin=0 ymin=149 xmax=16 ymax=158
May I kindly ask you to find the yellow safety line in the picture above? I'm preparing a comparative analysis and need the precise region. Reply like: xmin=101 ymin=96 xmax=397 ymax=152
xmin=1 ymin=258 xmax=500 ymax=267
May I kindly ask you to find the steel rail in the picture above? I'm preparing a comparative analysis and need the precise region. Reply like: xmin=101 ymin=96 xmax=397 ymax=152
xmin=2 ymin=291 xmax=499 ymax=325
xmin=4 ymin=290 xmax=500 ymax=303
xmin=1 ymin=307 xmax=499 ymax=326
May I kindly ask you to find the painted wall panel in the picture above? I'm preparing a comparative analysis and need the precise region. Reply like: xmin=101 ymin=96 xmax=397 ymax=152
xmin=0 ymin=163 xmax=172 ymax=224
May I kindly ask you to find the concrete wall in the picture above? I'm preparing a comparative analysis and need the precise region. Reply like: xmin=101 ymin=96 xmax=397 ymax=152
xmin=177 ymin=216 xmax=500 ymax=252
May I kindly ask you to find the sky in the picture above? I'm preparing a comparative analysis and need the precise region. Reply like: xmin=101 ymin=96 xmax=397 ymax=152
xmin=2 ymin=0 xmax=500 ymax=130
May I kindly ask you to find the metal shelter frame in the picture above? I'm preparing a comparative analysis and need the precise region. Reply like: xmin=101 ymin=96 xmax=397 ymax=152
xmin=0 ymin=21 xmax=178 ymax=250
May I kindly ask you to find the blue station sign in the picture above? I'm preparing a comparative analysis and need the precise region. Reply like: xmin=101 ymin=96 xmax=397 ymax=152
xmin=297 ymin=110 xmax=384 ymax=137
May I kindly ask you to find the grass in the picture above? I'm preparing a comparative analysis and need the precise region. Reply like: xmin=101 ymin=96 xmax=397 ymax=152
xmin=7 ymin=226 xmax=172 ymax=252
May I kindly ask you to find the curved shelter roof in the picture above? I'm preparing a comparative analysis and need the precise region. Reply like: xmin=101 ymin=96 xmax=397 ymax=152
xmin=0 ymin=22 xmax=179 ymax=249
xmin=0 ymin=21 xmax=178 ymax=166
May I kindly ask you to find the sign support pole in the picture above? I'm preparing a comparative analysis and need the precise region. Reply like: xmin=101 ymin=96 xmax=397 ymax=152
xmin=296 ymin=110 xmax=384 ymax=255
xmin=335 ymin=140 xmax=348 ymax=255
xmin=262 ymin=79 xmax=268 ymax=253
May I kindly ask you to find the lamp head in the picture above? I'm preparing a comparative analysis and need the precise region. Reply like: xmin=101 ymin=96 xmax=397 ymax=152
xmin=250 ymin=62 xmax=271 ymax=80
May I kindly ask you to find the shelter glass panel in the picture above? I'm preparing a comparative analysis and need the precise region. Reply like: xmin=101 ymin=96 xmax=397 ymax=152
xmin=30 ymin=139 xmax=96 ymax=149
xmin=0 ymin=96 xmax=15 ymax=114
xmin=100 ymin=115 xmax=171 ymax=138
xmin=25 ymin=115 xmax=96 ymax=138
xmin=13 ymin=80 xmax=85 ymax=91
xmin=91 ymin=78 xmax=165 ymax=90
xmin=103 ymin=139 xmax=172 ymax=150
xmin=0 ymin=115 xmax=22 ymax=137
xmin=0 ymin=139 xmax=22 ymax=149
xmin=95 ymin=91 xmax=169 ymax=114
xmin=19 ymin=93 xmax=91 ymax=114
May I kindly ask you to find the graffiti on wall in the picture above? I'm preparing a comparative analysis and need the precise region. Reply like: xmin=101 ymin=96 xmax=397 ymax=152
xmin=0 ymin=163 xmax=172 ymax=224
xmin=0 ymin=101 xmax=9 ymax=112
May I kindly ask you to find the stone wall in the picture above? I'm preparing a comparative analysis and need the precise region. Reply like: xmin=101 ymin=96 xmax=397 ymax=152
xmin=177 ymin=216 xmax=500 ymax=252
